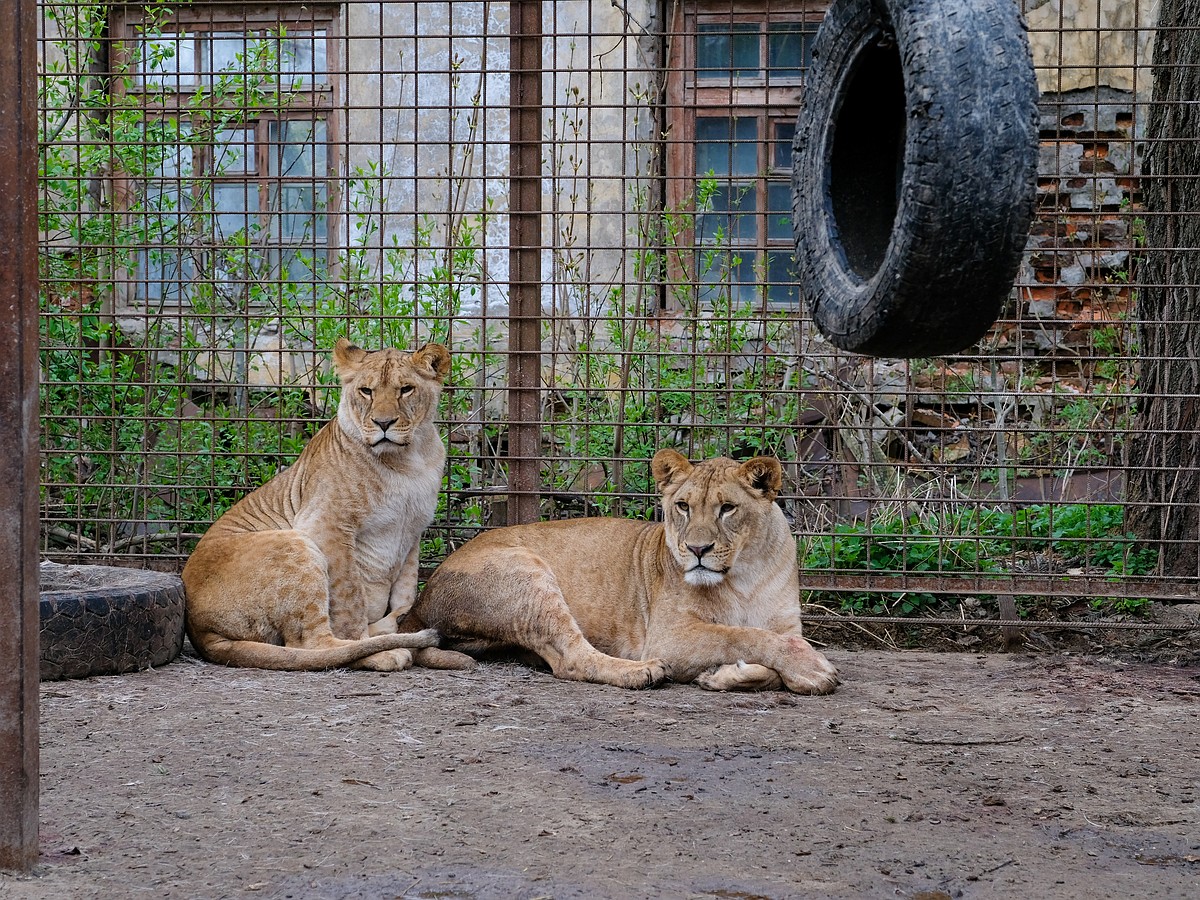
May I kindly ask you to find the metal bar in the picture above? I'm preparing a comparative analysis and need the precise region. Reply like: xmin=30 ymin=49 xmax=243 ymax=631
xmin=800 ymin=614 xmax=1195 ymax=632
xmin=798 ymin=573 xmax=1200 ymax=603
xmin=0 ymin=0 xmax=40 ymax=873
xmin=506 ymin=0 xmax=543 ymax=525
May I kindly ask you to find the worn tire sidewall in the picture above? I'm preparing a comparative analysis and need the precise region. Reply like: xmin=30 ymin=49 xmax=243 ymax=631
xmin=793 ymin=0 xmax=1038 ymax=357
xmin=40 ymin=563 xmax=186 ymax=680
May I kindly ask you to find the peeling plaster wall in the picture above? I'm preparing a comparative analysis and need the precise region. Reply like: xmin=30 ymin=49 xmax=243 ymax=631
xmin=341 ymin=0 xmax=659 ymax=318
xmin=1026 ymin=0 xmax=1159 ymax=95
xmin=343 ymin=1 xmax=512 ymax=316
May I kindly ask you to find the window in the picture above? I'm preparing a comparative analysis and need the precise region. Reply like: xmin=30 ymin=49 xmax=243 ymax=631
xmin=111 ymin=6 xmax=338 ymax=313
xmin=668 ymin=2 xmax=825 ymax=307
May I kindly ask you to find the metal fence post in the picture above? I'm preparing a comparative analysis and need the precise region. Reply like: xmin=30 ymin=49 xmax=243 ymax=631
xmin=0 ymin=0 xmax=41 ymax=873
xmin=507 ymin=0 xmax=543 ymax=525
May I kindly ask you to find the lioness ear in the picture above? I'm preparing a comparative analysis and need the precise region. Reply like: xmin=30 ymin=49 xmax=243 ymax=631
xmin=739 ymin=456 xmax=783 ymax=500
xmin=651 ymin=449 xmax=692 ymax=492
xmin=333 ymin=337 xmax=368 ymax=376
xmin=412 ymin=343 xmax=452 ymax=382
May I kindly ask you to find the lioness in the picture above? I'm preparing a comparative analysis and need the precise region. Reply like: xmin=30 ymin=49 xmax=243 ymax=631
xmin=404 ymin=449 xmax=839 ymax=693
xmin=182 ymin=338 xmax=450 ymax=671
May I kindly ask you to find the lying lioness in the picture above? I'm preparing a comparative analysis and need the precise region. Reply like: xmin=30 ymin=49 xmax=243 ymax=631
xmin=405 ymin=450 xmax=839 ymax=693
xmin=182 ymin=339 xmax=449 ymax=671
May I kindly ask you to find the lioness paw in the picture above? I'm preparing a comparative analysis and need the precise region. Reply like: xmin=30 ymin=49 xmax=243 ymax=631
xmin=696 ymin=661 xmax=784 ymax=692
xmin=609 ymin=657 xmax=668 ymax=689
xmin=780 ymin=659 xmax=839 ymax=695
xmin=641 ymin=658 xmax=670 ymax=688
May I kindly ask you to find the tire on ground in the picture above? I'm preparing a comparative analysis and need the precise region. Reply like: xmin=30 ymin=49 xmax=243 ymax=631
xmin=40 ymin=562 xmax=186 ymax=680
xmin=791 ymin=0 xmax=1039 ymax=358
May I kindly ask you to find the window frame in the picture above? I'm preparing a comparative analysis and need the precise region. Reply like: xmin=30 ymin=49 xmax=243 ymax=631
xmin=107 ymin=3 xmax=343 ymax=313
xmin=665 ymin=0 xmax=826 ymax=310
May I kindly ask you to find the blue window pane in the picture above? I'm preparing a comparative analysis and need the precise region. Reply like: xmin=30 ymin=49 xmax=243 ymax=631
xmin=697 ymin=23 xmax=760 ymax=80
xmin=279 ymin=32 xmax=328 ymax=88
xmin=698 ymin=250 xmax=757 ymax=306
xmin=774 ymin=121 xmax=795 ymax=171
xmin=767 ymin=182 xmax=793 ymax=241
xmin=138 ymin=249 xmax=195 ymax=305
xmin=270 ymin=119 xmax=328 ymax=177
xmin=273 ymin=185 xmax=328 ymax=242
xmin=207 ymin=32 xmax=250 ymax=78
xmin=696 ymin=117 xmax=757 ymax=176
xmin=135 ymin=33 xmax=196 ymax=88
xmin=699 ymin=181 xmax=757 ymax=244
xmin=212 ymin=183 xmax=259 ymax=239
xmin=213 ymin=128 xmax=255 ymax=175
xmin=768 ymin=23 xmax=817 ymax=80
xmin=766 ymin=251 xmax=800 ymax=305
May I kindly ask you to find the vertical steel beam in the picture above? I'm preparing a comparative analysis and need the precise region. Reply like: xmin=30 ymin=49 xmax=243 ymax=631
xmin=507 ymin=0 xmax=543 ymax=525
xmin=0 ymin=0 xmax=41 ymax=874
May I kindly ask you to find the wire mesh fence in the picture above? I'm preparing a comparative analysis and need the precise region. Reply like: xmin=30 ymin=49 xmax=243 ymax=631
xmin=33 ymin=0 xmax=1200 ymax=640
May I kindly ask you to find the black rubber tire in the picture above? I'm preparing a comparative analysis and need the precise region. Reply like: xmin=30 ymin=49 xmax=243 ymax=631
xmin=39 ymin=562 xmax=186 ymax=680
xmin=791 ymin=0 xmax=1039 ymax=358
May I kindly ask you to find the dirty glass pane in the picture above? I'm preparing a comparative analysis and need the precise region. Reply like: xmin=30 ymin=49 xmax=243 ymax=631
xmin=773 ymin=121 xmax=795 ymax=171
xmin=697 ymin=23 xmax=760 ymax=80
xmin=695 ymin=116 xmax=756 ymax=176
xmin=698 ymin=249 xmax=756 ymax=306
xmin=211 ymin=243 xmax=267 ymax=304
xmin=212 ymin=183 xmax=259 ymax=239
xmin=766 ymin=251 xmax=800 ymax=304
xmin=207 ymin=32 xmax=251 ymax=77
xmin=278 ymin=248 xmax=326 ymax=281
xmin=270 ymin=249 xmax=326 ymax=302
xmin=137 ymin=249 xmax=194 ymax=305
xmin=135 ymin=33 xmax=196 ymax=87
xmin=142 ymin=124 xmax=192 ymax=220
xmin=767 ymin=182 xmax=792 ymax=241
xmin=768 ymin=22 xmax=817 ymax=80
xmin=273 ymin=185 xmax=328 ymax=243
xmin=279 ymin=31 xmax=328 ymax=87
xmin=699 ymin=181 xmax=756 ymax=244
xmin=212 ymin=128 xmax=255 ymax=175
xmin=269 ymin=120 xmax=328 ymax=178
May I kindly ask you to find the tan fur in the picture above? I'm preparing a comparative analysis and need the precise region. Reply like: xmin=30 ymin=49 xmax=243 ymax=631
xmin=182 ymin=338 xmax=452 ymax=671
xmin=403 ymin=449 xmax=839 ymax=693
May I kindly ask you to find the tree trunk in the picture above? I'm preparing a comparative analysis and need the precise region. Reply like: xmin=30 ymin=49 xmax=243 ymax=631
xmin=1126 ymin=0 xmax=1200 ymax=578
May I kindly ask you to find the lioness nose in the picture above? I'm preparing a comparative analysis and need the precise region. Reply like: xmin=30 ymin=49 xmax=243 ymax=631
xmin=374 ymin=417 xmax=397 ymax=431
xmin=687 ymin=542 xmax=714 ymax=560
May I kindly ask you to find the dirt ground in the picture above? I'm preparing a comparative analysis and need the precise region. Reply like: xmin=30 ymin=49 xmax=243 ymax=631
xmin=3 ymin=641 xmax=1199 ymax=900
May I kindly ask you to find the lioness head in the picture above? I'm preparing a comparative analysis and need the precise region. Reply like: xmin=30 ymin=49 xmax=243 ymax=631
xmin=333 ymin=338 xmax=451 ymax=454
xmin=652 ymin=449 xmax=786 ymax=587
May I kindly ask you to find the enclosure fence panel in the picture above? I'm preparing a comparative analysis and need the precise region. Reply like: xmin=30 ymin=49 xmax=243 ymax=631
xmin=35 ymin=0 xmax=1200 ymax=637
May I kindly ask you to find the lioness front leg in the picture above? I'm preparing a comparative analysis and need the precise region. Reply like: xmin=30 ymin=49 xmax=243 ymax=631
xmin=647 ymin=621 xmax=838 ymax=694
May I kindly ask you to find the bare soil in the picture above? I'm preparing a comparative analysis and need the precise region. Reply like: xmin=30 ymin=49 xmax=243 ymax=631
xmin=4 ymin=643 xmax=1199 ymax=900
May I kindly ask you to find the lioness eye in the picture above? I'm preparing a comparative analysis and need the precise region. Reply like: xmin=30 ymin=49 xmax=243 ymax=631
xmin=720 ymin=503 xmax=737 ymax=517
xmin=400 ymin=384 xmax=415 ymax=397
xmin=359 ymin=386 xmax=373 ymax=397
xmin=675 ymin=501 xmax=689 ymax=514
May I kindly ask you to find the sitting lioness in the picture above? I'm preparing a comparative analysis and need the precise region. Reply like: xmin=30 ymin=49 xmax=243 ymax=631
xmin=182 ymin=338 xmax=450 ymax=671
xmin=404 ymin=450 xmax=839 ymax=693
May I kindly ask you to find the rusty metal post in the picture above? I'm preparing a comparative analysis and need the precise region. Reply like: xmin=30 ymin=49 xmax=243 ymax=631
xmin=0 ymin=0 xmax=41 ymax=874
xmin=507 ymin=0 xmax=543 ymax=525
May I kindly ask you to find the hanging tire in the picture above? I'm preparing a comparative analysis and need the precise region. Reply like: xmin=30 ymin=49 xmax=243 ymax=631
xmin=791 ymin=0 xmax=1039 ymax=358
xmin=39 ymin=562 xmax=186 ymax=680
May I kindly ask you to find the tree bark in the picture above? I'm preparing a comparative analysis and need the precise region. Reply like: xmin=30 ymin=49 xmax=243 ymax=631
xmin=1126 ymin=0 xmax=1200 ymax=578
